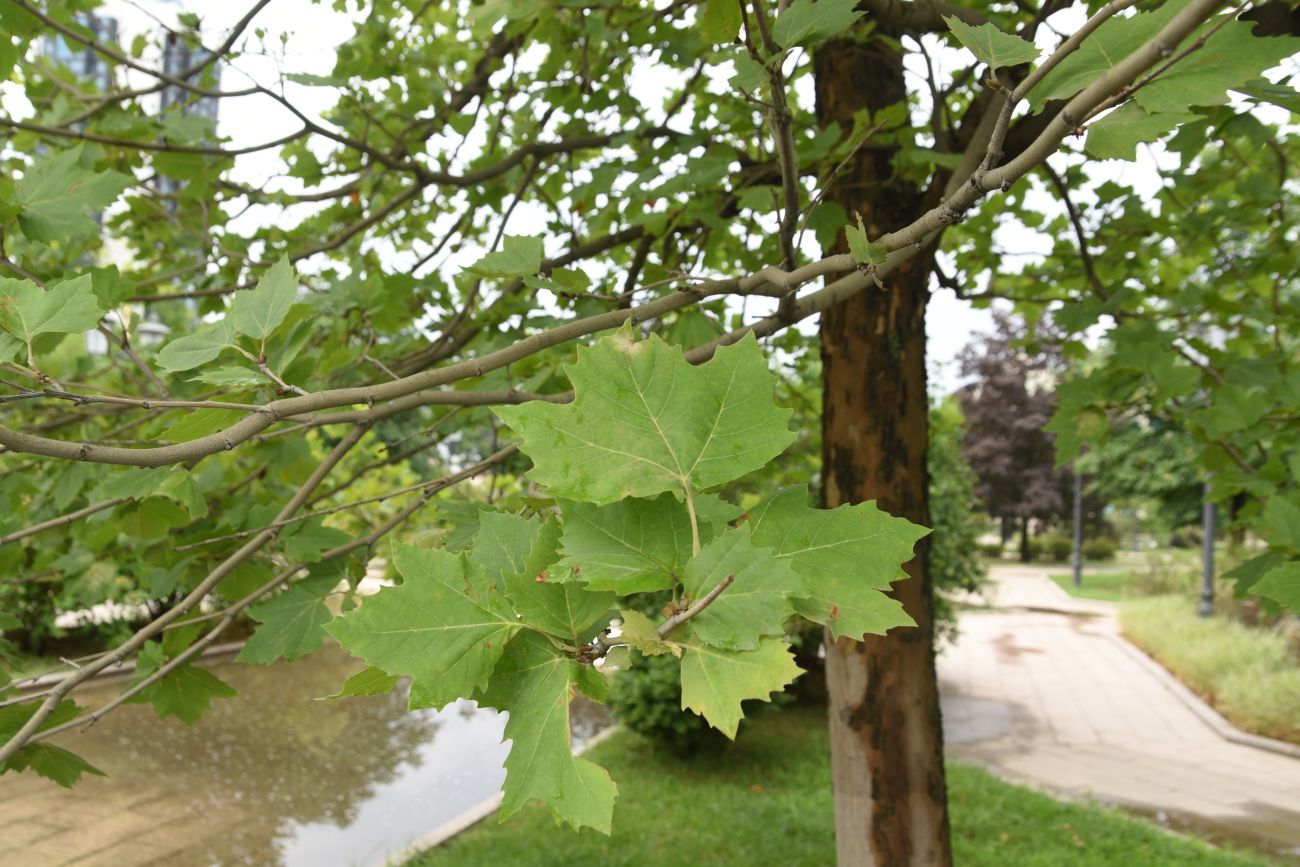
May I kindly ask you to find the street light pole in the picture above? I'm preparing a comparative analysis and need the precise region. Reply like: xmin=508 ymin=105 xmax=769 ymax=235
xmin=1072 ymin=466 xmax=1083 ymax=588
xmin=1199 ymin=479 xmax=1215 ymax=617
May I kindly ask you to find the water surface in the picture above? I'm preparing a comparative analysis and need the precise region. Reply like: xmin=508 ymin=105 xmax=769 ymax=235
xmin=0 ymin=645 xmax=608 ymax=866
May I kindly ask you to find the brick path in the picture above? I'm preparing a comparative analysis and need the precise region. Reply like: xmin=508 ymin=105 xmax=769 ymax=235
xmin=939 ymin=565 xmax=1300 ymax=861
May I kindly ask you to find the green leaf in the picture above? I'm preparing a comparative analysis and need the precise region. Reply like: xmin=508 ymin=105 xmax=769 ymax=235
xmin=479 ymin=631 xmax=617 ymax=832
xmin=1251 ymin=561 xmax=1300 ymax=611
xmin=495 ymin=515 xmax=615 ymax=641
xmin=678 ymin=528 xmax=802 ymax=650
xmin=5 ymin=743 xmax=106 ymax=788
xmin=845 ymin=215 xmax=886 ymax=265
xmin=1224 ymin=551 xmax=1287 ymax=595
xmin=1030 ymin=1 xmax=1184 ymax=109
xmin=0 ymin=275 xmax=103 ymax=347
xmin=1085 ymin=104 xmax=1196 ymax=160
xmin=15 ymin=146 xmax=131 ymax=242
xmin=187 ymin=364 xmax=266 ymax=388
xmin=238 ymin=572 xmax=339 ymax=664
xmin=325 ymin=543 xmax=520 ymax=709
xmin=1258 ymin=496 xmax=1300 ymax=550
xmin=230 ymin=256 xmax=298 ymax=340
xmin=679 ymin=637 xmax=801 ymax=738
xmin=0 ymin=699 xmax=104 ymax=787
xmin=159 ymin=407 xmax=243 ymax=443
xmin=699 ymin=0 xmax=742 ymax=43
xmin=1133 ymin=23 xmax=1300 ymax=115
xmin=748 ymin=487 xmax=923 ymax=640
xmin=325 ymin=665 xmax=399 ymax=699
xmin=496 ymin=329 xmax=794 ymax=505
xmin=156 ymin=319 xmax=235 ymax=372
xmin=469 ymin=509 xmax=554 ymax=585
xmin=771 ymin=0 xmax=863 ymax=49
xmin=283 ymin=519 xmax=352 ymax=563
xmin=129 ymin=643 xmax=237 ymax=725
xmin=944 ymin=17 xmax=1040 ymax=70
xmin=466 ymin=235 xmax=544 ymax=278
xmin=618 ymin=609 xmax=678 ymax=656
xmin=555 ymin=495 xmax=693 ymax=593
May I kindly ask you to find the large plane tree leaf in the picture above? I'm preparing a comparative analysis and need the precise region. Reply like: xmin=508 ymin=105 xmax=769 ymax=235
xmin=0 ymin=276 xmax=104 ymax=361
xmin=0 ymin=699 xmax=105 ymax=787
xmin=748 ymin=487 xmax=925 ymax=640
xmin=944 ymin=17 xmax=1040 ymax=70
xmin=230 ymin=256 xmax=298 ymax=341
xmin=1252 ymin=561 xmax=1300 ymax=611
xmin=15 ymin=146 xmax=131 ymax=243
xmin=678 ymin=637 xmax=801 ymax=738
xmin=495 ymin=329 xmax=794 ymax=504
xmin=479 ymin=631 xmax=617 ymax=832
xmin=127 ymin=642 xmax=237 ymax=725
xmin=554 ymin=495 xmax=694 ymax=593
xmin=478 ymin=512 xmax=615 ymax=641
xmin=678 ymin=528 xmax=802 ymax=651
xmin=238 ymin=571 xmax=340 ymax=664
xmin=326 ymin=543 xmax=520 ymax=709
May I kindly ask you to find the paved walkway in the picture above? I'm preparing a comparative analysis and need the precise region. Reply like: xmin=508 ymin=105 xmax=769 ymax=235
xmin=939 ymin=565 xmax=1300 ymax=862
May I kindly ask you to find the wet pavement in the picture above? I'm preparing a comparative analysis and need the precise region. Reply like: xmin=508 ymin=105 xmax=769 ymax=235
xmin=939 ymin=567 xmax=1300 ymax=865
xmin=0 ymin=646 xmax=609 ymax=867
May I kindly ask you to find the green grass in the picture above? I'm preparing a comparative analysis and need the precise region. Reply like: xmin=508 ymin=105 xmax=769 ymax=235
xmin=1049 ymin=570 xmax=1133 ymax=601
xmin=1122 ymin=596 xmax=1300 ymax=744
xmin=413 ymin=706 xmax=1269 ymax=867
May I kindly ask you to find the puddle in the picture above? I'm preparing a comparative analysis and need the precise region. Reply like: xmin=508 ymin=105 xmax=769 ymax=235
xmin=1126 ymin=801 xmax=1300 ymax=865
xmin=1 ymin=644 xmax=610 ymax=866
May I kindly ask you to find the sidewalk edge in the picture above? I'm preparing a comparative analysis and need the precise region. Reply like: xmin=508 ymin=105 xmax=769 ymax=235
xmin=1107 ymin=632 xmax=1300 ymax=761
xmin=376 ymin=724 xmax=623 ymax=866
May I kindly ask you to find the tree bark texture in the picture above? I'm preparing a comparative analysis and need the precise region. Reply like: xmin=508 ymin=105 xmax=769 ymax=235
xmin=815 ymin=32 xmax=953 ymax=867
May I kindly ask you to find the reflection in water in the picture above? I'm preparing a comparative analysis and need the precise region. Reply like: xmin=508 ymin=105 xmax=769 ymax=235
xmin=2 ymin=645 xmax=609 ymax=867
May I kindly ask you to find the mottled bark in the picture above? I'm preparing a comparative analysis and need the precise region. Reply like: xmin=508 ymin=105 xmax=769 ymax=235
xmin=815 ymin=32 xmax=953 ymax=867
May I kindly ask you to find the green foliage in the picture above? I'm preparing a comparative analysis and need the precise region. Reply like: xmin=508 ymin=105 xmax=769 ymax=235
xmin=494 ymin=330 xmax=795 ymax=504
xmin=944 ymin=17 xmax=1040 ymax=71
xmin=929 ymin=400 xmax=988 ymax=613
xmin=1081 ymin=537 xmax=1118 ymax=561
xmin=606 ymin=651 xmax=729 ymax=755
xmin=14 ymin=147 xmax=130 ymax=244
xmin=324 ymin=330 xmax=922 ymax=830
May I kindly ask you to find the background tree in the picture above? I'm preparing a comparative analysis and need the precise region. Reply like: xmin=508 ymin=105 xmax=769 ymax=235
xmin=0 ymin=2 xmax=1296 ymax=865
xmin=958 ymin=311 xmax=1068 ymax=560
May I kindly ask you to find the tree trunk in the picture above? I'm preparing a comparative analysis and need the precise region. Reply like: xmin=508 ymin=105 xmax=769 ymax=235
xmin=816 ymin=34 xmax=953 ymax=867
xmin=1020 ymin=516 xmax=1031 ymax=562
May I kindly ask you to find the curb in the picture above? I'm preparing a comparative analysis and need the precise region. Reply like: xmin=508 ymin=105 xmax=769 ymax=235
xmin=16 ymin=640 xmax=246 ymax=694
xmin=1107 ymin=632 xmax=1300 ymax=762
xmin=376 ymin=724 xmax=623 ymax=866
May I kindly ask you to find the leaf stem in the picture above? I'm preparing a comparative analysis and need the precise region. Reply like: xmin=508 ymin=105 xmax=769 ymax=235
xmin=684 ymin=486 xmax=701 ymax=558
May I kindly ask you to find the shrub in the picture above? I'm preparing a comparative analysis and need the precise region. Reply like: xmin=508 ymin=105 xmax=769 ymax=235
xmin=1025 ymin=536 xmax=1045 ymax=561
xmin=978 ymin=542 xmax=1004 ymax=558
xmin=1168 ymin=526 xmax=1204 ymax=549
xmin=607 ymin=651 xmax=731 ymax=756
xmin=1082 ymin=537 xmax=1118 ymax=561
xmin=1042 ymin=534 xmax=1074 ymax=562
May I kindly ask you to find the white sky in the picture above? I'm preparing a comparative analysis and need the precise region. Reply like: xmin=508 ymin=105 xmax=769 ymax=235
xmin=25 ymin=0 xmax=1295 ymax=395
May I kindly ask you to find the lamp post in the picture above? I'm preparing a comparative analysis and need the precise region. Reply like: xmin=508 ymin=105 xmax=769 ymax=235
xmin=1071 ymin=466 xmax=1083 ymax=587
xmin=1199 ymin=479 xmax=1215 ymax=617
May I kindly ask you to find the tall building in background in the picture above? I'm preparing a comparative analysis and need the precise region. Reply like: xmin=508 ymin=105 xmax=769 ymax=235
xmin=41 ymin=15 xmax=118 ymax=93
xmin=157 ymin=32 xmax=220 ymax=204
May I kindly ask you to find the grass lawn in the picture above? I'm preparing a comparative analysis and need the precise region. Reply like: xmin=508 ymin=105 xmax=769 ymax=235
xmin=1122 ymin=596 xmax=1300 ymax=744
xmin=414 ymin=705 xmax=1269 ymax=866
xmin=1048 ymin=570 xmax=1133 ymax=601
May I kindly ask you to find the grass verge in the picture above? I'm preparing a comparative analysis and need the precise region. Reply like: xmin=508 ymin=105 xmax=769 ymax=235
xmin=1048 ymin=570 xmax=1132 ymax=601
xmin=413 ymin=705 xmax=1269 ymax=866
xmin=1121 ymin=595 xmax=1300 ymax=744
